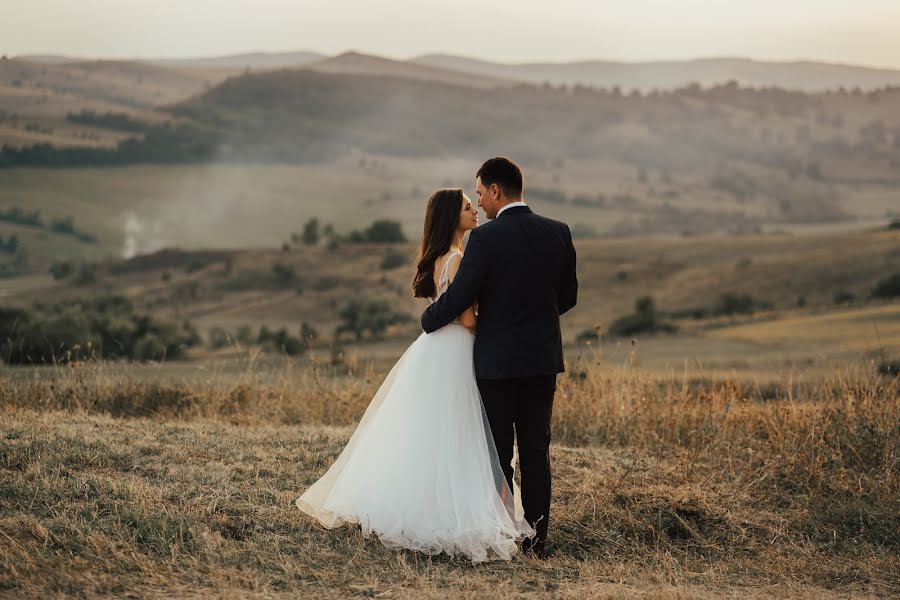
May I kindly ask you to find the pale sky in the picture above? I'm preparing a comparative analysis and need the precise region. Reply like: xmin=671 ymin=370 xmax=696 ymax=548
xmin=3 ymin=0 xmax=900 ymax=69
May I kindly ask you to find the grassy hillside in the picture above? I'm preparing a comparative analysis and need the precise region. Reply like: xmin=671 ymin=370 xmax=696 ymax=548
xmin=169 ymin=69 xmax=900 ymax=174
xmin=1 ymin=225 xmax=898 ymax=378
xmin=0 ymin=58 xmax=239 ymax=148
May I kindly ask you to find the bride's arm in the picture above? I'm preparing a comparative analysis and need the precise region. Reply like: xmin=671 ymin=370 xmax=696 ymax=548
xmin=447 ymin=256 xmax=477 ymax=332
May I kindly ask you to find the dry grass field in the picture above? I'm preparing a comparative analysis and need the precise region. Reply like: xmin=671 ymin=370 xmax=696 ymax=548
xmin=0 ymin=354 xmax=897 ymax=598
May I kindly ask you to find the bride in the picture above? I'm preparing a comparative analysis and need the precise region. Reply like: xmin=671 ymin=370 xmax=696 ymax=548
xmin=295 ymin=188 xmax=535 ymax=562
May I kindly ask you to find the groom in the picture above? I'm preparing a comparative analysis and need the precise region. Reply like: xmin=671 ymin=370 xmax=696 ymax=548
xmin=421 ymin=157 xmax=578 ymax=558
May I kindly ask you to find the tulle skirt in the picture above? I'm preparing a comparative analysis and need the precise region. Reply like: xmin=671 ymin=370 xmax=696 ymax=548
xmin=295 ymin=323 xmax=535 ymax=562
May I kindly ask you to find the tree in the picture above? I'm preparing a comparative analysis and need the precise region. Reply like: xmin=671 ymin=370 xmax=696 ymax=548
xmin=335 ymin=297 xmax=411 ymax=340
xmin=364 ymin=220 xmax=407 ymax=243
xmin=302 ymin=218 xmax=320 ymax=245
xmin=871 ymin=273 xmax=900 ymax=299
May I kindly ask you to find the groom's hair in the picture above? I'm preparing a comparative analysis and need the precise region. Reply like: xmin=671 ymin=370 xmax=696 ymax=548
xmin=476 ymin=157 xmax=523 ymax=198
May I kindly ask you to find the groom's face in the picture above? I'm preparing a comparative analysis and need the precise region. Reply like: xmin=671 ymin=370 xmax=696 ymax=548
xmin=475 ymin=176 xmax=501 ymax=220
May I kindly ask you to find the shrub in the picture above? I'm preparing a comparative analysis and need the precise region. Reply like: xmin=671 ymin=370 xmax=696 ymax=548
xmin=49 ymin=261 xmax=73 ymax=280
xmin=607 ymin=297 xmax=677 ymax=338
xmin=235 ymin=325 xmax=254 ymax=346
xmin=877 ymin=360 xmax=900 ymax=377
xmin=73 ymin=263 xmax=99 ymax=286
xmin=271 ymin=263 xmax=298 ymax=287
xmin=0 ymin=234 xmax=18 ymax=254
xmin=133 ymin=335 xmax=168 ymax=361
xmin=335 ymin=297 xmax=411 ymax=340
xmin=219 ymin=265 xmax=304 ymax=292
xmin=302 ymin=218 xmax=320 ymax=245
xmin=713 ymin=293 xmax=772 ymax=316
xmin=207 ymin=327 xmax=232 ymax=350
xmin=834 ymin=290 xmax=856 ymax=304
xmin=362 ymin=220 xmax=407 ymax=243
xmin=257 ymin=325 xmax=305 ymax=355
xmin=380 ymin=249 xmax=408 ymax=271
xmin=871 ymin=273 xmax=900 ymax=299
xmin=0 ymin=297 xmax=198 ymax=364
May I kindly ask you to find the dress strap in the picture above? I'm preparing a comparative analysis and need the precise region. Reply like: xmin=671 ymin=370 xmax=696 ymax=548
xmin=438 ymin=250 xmax=463 ymax=285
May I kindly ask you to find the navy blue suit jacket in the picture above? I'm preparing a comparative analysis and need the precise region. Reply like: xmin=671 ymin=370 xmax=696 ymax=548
xmin=420 ymin=205 xmax=577 ymax=379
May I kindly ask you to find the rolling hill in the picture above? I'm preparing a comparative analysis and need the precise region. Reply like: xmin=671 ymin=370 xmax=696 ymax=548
xmin=307 ymin=51 xmax=518 ymax=89
xmin=413 ymin=55 xmax=900 ymax=92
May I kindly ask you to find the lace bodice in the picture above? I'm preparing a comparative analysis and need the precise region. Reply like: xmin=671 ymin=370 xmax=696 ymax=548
xmin=430 ymin=250 xmax=463 ymax=304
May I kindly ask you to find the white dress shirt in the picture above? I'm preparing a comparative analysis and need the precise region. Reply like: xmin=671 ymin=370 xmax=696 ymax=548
xmin=495 ymin=201 xmax=527 ymax=218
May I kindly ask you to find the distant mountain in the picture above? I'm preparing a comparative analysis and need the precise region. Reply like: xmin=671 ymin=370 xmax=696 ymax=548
xmin=146 ymin=51 xmax=326 ymax=70
xmin=12 ymin=54 xmax=76 ymax=64
xmin=413 ymin=54 xmax=900 ymax=92
xmin=16 ymin=51 xmax=325 ymax=70
xmin=18 ymin=50 xmax=900 ymax=91
xmin=308 ymin=51 xmax=517 ymax=89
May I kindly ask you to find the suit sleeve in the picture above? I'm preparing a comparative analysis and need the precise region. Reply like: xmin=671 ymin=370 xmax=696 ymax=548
xmin=559 ymin=224 xmax=578 ymax=315
xmin=421 ymin=229 xmax=489 ymax=333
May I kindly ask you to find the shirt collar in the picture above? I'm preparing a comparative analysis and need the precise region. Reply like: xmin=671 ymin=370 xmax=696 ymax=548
xmin=496 ymin=201 xmax=527 ymax=218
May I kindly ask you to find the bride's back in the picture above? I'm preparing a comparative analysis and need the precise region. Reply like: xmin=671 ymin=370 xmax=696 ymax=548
xmin=431 ymin=249 xmax=462 ymax=301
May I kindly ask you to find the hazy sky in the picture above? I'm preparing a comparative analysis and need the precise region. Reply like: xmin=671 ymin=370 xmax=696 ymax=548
xmin=3 ymin=0 xmax=900 ymax=69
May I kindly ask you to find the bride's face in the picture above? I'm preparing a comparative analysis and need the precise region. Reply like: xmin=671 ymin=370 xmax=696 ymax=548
xmin=458 ymin=194 xmax=479 ymax=231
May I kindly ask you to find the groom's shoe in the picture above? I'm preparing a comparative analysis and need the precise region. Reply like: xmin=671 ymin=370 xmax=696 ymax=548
xmin=522 ymin=537 xmax=548 ymax=560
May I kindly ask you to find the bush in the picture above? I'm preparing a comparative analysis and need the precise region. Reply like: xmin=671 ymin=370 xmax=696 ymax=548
xmin=877 ymin=360 xmax=900 ymax=377
xmin=66 ymin=110 xmax=150 ymax=132
xmin=300 ymin=322 xmax=319 ymax=349
xmin=257 ymin=325 xmax=305 ymax=355
xmin=362 ymin=220 xmax=407 ymax=243
xmin=668 ymin=307 xmax=709 ymax=320
xmin=49 ymin=261 xmax=73 ymax=280
xmin=73 ymin=263 xmax=99 ymax=286
xmin=207 ymin=326 xmax=232 ymax=350
xmin=834 ymin=290 xmax=856 ymax=305
xmin=133 ymin=335 xmax=168 ymax=361
xmin=302 ymin=218 xmax=320 ymax=245
xmin=0 ymin=206 xmax=42 ymax=227
xmin=235 ymin=325 xmax=254 ymax=345
xmin=380 ymin=249 xmax=408 ymax=270
xmin=871 ymin=273 xmax=900 ymax=299
xmin=335 ymin=297 xmax=411 ymax=340
xmin=0 ymin=234 xmax=18 ymax=254
xmin=0 ymin=297 xmax=199 ymax=364
xmin=219 ymin=265 xmax=304 ymax=292
xmin=607 ymin=297 xmax=677 ymax=338
xmin=713 ymin=293 xmax=772 ymax=316
xmin=271 ymin=263 xmax=298 ymax=288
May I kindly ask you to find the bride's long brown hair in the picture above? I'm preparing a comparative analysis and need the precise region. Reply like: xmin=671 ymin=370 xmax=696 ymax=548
xmin=412 ymin=188 xmax=464 ymax=299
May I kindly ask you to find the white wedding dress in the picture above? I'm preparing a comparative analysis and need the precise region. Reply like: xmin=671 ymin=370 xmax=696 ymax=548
xmin=295 ymin=250 xmax=535 ymax=562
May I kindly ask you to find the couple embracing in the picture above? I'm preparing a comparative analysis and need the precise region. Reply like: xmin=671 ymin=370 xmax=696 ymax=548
xmin=297 ymin=157 xmax=578 ymax=562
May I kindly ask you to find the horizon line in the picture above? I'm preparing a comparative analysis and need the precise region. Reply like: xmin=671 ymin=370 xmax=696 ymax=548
xmin=7 ymin=48 xmax=900 ymax=72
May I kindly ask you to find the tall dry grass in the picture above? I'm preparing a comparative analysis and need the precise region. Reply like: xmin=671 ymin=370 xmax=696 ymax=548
xmin=1 ymin=350 xmax=898 ymax=597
